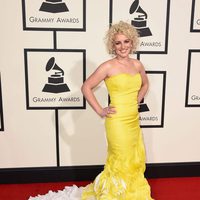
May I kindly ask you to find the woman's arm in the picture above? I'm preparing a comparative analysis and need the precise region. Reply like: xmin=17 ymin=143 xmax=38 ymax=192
xmin=135 ymin=61 xmax=149 ymax=103
xmin=81 ymin=63 xmax=115 ymax=117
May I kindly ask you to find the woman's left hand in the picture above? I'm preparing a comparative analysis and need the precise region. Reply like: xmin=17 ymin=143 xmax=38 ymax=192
xmin=100 ymin=106 xmax=116 ymax=118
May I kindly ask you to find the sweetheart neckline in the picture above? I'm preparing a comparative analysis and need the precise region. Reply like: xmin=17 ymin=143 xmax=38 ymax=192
xmin=105 ymin=72 xmax=140 ymax=81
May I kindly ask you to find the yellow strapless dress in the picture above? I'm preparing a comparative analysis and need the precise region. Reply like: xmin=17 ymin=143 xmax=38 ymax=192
xmin=82 ymin=73 xmax=153 ymax=200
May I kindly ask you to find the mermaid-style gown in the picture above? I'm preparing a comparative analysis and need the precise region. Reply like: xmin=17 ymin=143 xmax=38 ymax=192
xmin=29 ymin=73 xmax=153 ymax=200
xmin=81 ymin=73 xmax=153 ymax=200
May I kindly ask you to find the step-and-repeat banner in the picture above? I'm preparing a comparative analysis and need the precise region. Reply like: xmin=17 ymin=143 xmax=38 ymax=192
xmin=0 ymin=0 xmax=200 ymax=168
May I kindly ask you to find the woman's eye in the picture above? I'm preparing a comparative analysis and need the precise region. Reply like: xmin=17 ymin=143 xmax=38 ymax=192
xmin=124 ymin=40 xmax=130 ymax=43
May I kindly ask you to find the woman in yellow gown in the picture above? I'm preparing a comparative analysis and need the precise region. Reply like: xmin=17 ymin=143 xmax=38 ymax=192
xmin=28 ymin=21 xmax=153 ymax=200
xmin=81 ymin=21 xmax=153 ymax=200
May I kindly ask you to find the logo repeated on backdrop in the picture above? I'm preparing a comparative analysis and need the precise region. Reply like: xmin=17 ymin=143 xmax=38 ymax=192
xmin=185 ymin=50 xmax=200 ymax=107
xmin=0 ymin=74 xmax=4 ymax=131
xmin=129 ymin=0 xmax=152 ymax=37
xmin=139 ymin=71 xmax=166 ymax=128
xmin=190 ymin=0 xmax=200 ymax=32
xmin=42 ymin=57 xmax=70 ymax=93
xmin=39 ymin=0 xmax=69 ymax=13
xmin=138 ymin=98 xmax=150 ymax=112
xmin=22 ymin=0 xmax=86 ymax=31
xmin=24 ymin=49 xmax=86 ymax=109
xmin=110 ymin=0 xmax=170 ymax=53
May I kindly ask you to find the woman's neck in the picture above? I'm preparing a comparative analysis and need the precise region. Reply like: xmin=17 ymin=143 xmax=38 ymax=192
xmin=115 ymin=56 xmax=130 ymax=62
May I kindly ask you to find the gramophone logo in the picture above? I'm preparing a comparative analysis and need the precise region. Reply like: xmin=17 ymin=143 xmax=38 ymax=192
xmin=39 ymin=0 xmax=69 ymax=13
xmin=129 ymin=0 xmax=152 ymax=37
xmin=42 ymin=57 xmax=70 ymax=93
xmin=138 ymin=98 xmax=150 ymax=112
xmin=22 ymin=0 xmax=86 ymax=31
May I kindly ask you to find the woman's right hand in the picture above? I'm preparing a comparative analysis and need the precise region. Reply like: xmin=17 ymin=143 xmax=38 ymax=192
xmin=99 ymin=106 xmax=116 ymax=118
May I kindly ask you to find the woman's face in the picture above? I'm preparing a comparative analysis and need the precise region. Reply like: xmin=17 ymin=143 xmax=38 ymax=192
xmin=113 ymin=33 xmax=132 ymax=58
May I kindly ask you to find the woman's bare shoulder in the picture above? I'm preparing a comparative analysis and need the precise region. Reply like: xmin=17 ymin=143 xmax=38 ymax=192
xmin=130 ymin=58 xmax=144 ymax=71
xmin=130 ymin=58 xmax=142 ymax=65
xmin=100 ymin=58 xmax=116 ymax=67
xmin=97 ymin=58 xmax=116 ymax=71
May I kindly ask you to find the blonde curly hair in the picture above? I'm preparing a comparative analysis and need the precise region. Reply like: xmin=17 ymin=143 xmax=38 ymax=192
xmin=105 ymin=21 xmax=139 ymax=54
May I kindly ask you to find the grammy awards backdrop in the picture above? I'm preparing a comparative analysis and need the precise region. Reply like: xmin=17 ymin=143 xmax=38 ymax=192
xmin=0 ymin=0 xmax=200 ymax=181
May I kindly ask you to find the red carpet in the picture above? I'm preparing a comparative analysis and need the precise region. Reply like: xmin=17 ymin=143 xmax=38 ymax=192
xmin=0 ymin=177 xmax=200 ymax=200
